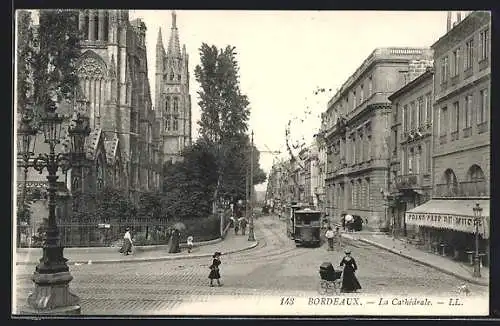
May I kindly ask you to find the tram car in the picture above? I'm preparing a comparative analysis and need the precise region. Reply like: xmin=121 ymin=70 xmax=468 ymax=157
xmin=286 ymin=203 xmax=304 ymax=239
xmin=293 ymin=208 xmax=322 ymax=247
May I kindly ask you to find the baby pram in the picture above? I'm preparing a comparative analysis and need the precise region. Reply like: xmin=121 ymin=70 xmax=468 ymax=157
xmin=318 ymin=262 xmax=342 ymax=295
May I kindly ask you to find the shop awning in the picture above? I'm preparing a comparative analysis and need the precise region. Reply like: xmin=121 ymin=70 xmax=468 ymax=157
xmin=405 ymin=199 xmax=490 ymax=239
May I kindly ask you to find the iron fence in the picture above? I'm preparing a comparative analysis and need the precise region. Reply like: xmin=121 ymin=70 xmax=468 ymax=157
xmin=17 ymin=219 xmax=171 ymax=248
xmin=17 ymin=214 xmax=227 ymax=248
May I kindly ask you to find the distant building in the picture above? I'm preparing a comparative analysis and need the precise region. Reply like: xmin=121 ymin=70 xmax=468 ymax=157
xmin=405 ymin=11 xmax=490 ymax=265
xmin=155 ymin=11 xmax=192 ymax=165
xmin=322 ymin=47 xmax=433 ymax=230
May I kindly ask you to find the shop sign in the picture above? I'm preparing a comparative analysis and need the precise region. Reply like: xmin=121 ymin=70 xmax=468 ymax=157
xmin=405 ymin=212 xmax=488 ymax=237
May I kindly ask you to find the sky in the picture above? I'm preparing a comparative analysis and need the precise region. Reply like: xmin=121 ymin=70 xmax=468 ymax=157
xmin=129 ymin=10 xmax=451 ymax=191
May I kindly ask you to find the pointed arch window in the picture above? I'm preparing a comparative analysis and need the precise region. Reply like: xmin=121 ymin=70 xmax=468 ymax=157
xmin=72 ymin=175 xmax=81 ymax=192
xmin=165 ymin=116 xmax=171 ymax=131
xmin=96 ymin=155 xmax=105 ymax=191
xmin=172 ymin=97 xmax=179 ymax=131
xmin=115 ymin=160 xmax=121 ymax=188
xmin=173 ymin=97 xmax=179 ymax=113
xmin=173 ymin=116 xmax=179 ymax=131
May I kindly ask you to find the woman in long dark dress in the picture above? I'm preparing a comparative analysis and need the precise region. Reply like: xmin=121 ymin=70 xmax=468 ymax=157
xmin=168 ymin=229 xmax=181 ymax=253
xmin=208 ymin=252 xmax=222 ymax=287
xmin=340 ymin=249 xmax=361 ymax=293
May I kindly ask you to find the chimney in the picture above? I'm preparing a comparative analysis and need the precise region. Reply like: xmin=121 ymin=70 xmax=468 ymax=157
xmin=457 ymin=12 xmax=462 ymax=23
xmin=447 ymin=11 xmax=452 ymax=32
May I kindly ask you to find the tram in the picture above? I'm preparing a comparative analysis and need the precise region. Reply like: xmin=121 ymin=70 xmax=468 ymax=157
xmin=293 ymin=208 xmax=322 ymax=247
xmin=286 ymin=203 xmax=304 ymax=239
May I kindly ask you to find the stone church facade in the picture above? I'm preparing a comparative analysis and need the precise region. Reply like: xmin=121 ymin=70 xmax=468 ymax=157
xmin=155 ymin=11 xmax=192 ymax=164
xmin=73 ymin=9 xmax=162 ymax=199
xmin=17 ymin=10 xmax=166 ymax=246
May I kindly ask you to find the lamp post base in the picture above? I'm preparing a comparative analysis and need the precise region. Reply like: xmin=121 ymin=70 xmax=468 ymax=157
xmin=22 ymin=271 xmax=81 ymax=315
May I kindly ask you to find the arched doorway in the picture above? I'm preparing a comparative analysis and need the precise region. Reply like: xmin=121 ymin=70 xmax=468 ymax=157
xmin=465 ymin=164 xmax=487 ymax=196
xmin=442 ymin=168 xmax=458 ymax=196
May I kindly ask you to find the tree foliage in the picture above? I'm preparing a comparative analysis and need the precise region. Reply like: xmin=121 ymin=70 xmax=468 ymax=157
xmin=93 ymin=187 xmax=136 ymax=223
xmin=16 ymin=10 xmax=36 ymax=113
xmin=162 ymin=139 xmax=218 ymax=220
xmin=194 ymin=43 xmax=265 ymax=207
xmin=195 ymin=44 xmax=250 ymax=143
xmin=16 ymin=10 xmax=82 ymax=124
xmin=138 ymin=192 xmax=165 ymax=222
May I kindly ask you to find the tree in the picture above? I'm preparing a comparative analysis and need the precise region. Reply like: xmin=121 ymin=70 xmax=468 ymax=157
xmin=138 ymin=192 xmax=165 ymax=240
xmin=162 ymin=139 xmax=218 ymax=220
xmin=94 ymin=187 xmax=136 ymax=224
xmin=16 ymin=10 xmax=36 ymax=113
xmin=18 ymin=10 xmax=82 ymax=123
xmin=195 ymin=44 xmax=259 ymax=209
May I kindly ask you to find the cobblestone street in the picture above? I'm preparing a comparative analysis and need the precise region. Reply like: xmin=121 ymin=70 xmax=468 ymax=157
xmin=14 ymin=215 xmax=488 ymax=315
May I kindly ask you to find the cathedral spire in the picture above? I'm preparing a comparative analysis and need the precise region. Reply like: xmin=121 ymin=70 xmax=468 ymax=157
xmin=167 ymin=10 xmax=181 ymax=58
xmin=157 ymin=27 xmax=163 ymax=48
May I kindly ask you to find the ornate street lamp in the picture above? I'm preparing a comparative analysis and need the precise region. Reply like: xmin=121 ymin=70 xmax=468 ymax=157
xmin=17 ymin=109 xmax=38 ymax=162
xmin=20 ymin=97 xmax=90 ymax=315
xmin=473 ymin=202 xmax=483 ymax=278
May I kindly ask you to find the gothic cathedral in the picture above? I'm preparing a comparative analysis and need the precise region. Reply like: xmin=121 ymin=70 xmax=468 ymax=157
xmin=155 ymin=11 xmax=192 ymax=164
xmin=74 ymin=10 xmax=162 ymax=199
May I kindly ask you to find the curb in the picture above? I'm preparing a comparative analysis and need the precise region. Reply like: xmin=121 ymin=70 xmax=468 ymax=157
xmin=342 ymin=234 xmax=489 ymax=287
xmin=16 ymin=238 xmax=223 ymax=254
xmin=16 ymin=241 xmax=259 ymax=266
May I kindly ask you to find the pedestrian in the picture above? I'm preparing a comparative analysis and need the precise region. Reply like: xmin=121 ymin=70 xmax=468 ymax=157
xmin=334 ymin=226 xmax=342 ymax=250
xmin=119 ymin=227 xmax=133 ymax=255
xmin=339 ymin=249 xmax=361 ymax=293
xmin=234 ymin=219 xmax=239 ymax=235
xmin=208 ymin=251 xmax=222 ymax=287
xmin=325 ymin=226 xmax=334 ymax=251
xmin=240 ymin=218 xmax=248 ymax=235
xmin=187 ymin=235 xmax=194 ymax=253
xmin=168 ymin=229 xmax=181 ymax=253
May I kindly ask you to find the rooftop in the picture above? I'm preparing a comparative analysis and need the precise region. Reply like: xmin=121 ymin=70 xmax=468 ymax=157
xmin=388 ymin=67 xmax=434 ymax=101
xmin=327 ymin=47 xmax=433 ymax=109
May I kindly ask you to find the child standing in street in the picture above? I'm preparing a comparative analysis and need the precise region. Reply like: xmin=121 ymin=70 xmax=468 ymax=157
xmin=208 ymin=252 xmax=222 ymax=287
xmin=187 ymin=235 xmax=194 ymax=253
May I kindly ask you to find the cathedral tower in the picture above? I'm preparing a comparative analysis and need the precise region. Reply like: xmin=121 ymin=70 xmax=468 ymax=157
xmin=155 ymin=11 xmax=192 ymax=164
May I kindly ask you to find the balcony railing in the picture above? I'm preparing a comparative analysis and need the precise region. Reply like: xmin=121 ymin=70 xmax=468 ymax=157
xmin=395 ymin=174 xmax=418 ymax=189
xmin=435 ymin=180 xmax=489 ymax=198
xmin=394 ymin=173 xmax=431 ymax=190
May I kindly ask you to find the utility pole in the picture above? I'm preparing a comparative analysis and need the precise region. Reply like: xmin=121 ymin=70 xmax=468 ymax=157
xmin=248 ymin=130 xmax=255 ymax=241
xmin=245 ymin=158 xmax=249 ymax=219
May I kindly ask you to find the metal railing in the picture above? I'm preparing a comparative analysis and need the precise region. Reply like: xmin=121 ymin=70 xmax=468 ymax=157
xmin=435 ymin=180 xmax=489 ymax=198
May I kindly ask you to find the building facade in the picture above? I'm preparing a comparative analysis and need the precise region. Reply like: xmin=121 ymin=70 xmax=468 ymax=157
xmin=155 ymin=11 xmax=192 ymax=164
xmin=298 ymin=147 xmax=312 ymax=205
xmin=17 ymin=10 xmax=163 ymax=246
xmin=322 ymin=47 xmax=433 ymax=230
xmin=405 ymin=11 xmax=490 ymax=265
xmin=72 ymin=10 xmax=161 ymax=199
xmin=388 ymin=68 xmax=434 ymax=237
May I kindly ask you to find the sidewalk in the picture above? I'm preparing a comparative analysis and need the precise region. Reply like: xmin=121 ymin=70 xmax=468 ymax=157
xmin=15 ymin=228 xmax=258 ymax=265
xmin=342 ymin=232 xmax=489 ymax=287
